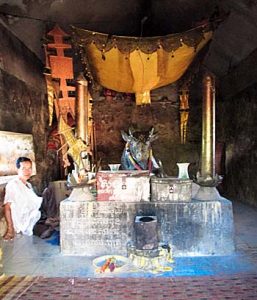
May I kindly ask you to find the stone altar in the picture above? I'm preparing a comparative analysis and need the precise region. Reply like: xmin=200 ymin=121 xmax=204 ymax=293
xmin=60 ymin=197 xmax=234 ymax=256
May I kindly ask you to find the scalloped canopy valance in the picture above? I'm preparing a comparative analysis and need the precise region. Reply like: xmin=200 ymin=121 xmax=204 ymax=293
xmin=72 ymin=24 xmax=213 ymax=105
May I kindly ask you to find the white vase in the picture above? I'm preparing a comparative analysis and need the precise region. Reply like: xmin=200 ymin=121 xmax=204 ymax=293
xmin=177 ymin=163 xmax=190 ymax=179
xmin=108 ymin=164 xmax=121 ymax=171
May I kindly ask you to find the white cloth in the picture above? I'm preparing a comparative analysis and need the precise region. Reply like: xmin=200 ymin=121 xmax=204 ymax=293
xmin=4 ymin=177 xmax=42 ymax=236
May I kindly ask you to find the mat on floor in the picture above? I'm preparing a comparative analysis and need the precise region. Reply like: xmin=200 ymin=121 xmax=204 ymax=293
xmin=1 ymin=274 xmax=257 ymax=299
xmin=0 ymin=275 xmax=39 ymax=299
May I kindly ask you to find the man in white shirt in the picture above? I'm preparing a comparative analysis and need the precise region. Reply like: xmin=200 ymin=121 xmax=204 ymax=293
xmin=3 ymin=157 xmax=57 ymax=240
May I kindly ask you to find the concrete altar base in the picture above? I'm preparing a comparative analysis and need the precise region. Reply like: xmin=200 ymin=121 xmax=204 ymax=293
xmin=60 ymin=198 xmax=234 ymax=257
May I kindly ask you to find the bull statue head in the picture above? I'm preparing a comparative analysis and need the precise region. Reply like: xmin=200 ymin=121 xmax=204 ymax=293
xmin=121 ymin=127 xmax=159 ymax=172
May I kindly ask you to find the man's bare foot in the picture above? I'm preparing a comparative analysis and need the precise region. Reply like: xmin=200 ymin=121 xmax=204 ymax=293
xmin=3 ymin=229 xmax=15 ymax=241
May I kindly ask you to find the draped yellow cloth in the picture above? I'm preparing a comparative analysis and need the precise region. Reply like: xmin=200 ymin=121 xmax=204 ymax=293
xmin=72 ymin=24 xmax=213 ymax=105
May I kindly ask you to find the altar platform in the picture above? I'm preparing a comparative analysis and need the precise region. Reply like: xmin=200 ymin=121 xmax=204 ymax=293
xmin=60 ymin=197 xmax=234 ymax=257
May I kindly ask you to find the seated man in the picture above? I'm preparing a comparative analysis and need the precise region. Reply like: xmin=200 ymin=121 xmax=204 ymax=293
xmin=3 ymin=157 xmax=58 ymax=240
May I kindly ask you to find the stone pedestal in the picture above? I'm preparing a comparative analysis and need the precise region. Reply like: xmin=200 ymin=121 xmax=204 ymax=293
xmin=48 ymin=180 xmax=71 ymax=208
xmin=151 ymin=177 xmax=192 ymax=202
xmin=96 ymin=171 xmax=150 ymax=202
xmin=194 ymin=186 xmax=222 ymax=201
xmin=60 ymin=198 xmax=234 ymax=257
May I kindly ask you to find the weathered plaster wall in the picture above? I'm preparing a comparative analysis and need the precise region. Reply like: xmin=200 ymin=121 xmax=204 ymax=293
xmin=0 ymin=23 xmax=44 ymax=86
xmin=0 ymin=23 xmax=58 ymax=192
xmin=216 ymin=83 xmax=257 ymax=206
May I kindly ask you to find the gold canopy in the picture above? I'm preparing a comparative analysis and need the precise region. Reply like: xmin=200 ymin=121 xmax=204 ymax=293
xmin=72 ymin=24 xmax=213 ymax=105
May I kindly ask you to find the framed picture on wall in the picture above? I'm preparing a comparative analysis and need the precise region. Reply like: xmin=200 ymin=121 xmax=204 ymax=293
xmin=0 ymin=131 xmax=36 ymax=183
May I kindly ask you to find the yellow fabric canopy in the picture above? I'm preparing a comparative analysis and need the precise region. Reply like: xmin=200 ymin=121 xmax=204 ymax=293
xmin=72 ymin=24 xmax=213 ymax=105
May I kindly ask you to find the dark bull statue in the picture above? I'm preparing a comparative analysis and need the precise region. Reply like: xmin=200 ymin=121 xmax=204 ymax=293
xmin=121 ymin=127 xmax=164 ymax=177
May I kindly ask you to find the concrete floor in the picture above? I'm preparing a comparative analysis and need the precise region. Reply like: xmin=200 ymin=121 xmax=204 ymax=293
xmin=1 ymin=200 xmax=257 ymax=278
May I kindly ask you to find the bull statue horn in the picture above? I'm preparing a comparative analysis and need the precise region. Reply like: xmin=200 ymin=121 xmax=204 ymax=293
xmin=128 ymin=126 xmax=135 ymax=137
xmin=149 ymin=127 xmax=155 ymax=138
xmin=148 ymin=127 xmax=158 ymax=142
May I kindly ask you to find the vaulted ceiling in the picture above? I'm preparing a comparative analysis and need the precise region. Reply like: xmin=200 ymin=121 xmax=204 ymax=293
xmin=0 ymin=0 xmax=257 ymax=81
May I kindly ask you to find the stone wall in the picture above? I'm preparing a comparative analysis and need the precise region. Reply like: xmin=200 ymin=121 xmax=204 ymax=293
xmin=0 ymin=23 xmax=58 ymax=192
xmin=216 ymin=83 xmax=257 ymax=206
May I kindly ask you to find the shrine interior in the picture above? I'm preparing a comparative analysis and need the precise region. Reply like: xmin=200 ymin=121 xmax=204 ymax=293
xmin=0 ymin=0 xmax=257 ymax=281
xmin=0 ymin=0 xmax=256 ymax=205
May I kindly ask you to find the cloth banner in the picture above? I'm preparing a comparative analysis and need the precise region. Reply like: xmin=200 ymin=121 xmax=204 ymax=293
xmin=72 ymin=24 xmax=213 ymax=105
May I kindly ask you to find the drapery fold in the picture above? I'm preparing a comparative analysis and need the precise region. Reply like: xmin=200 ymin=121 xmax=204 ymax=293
xmin=72 ymin=24 xmax=213 ymax=104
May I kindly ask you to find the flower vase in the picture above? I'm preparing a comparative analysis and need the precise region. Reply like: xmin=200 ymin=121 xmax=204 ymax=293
xmin=108 ymin=164 xmax=121 ymax=171
xmin=177 ymin=163 xmax=190 ymax=179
